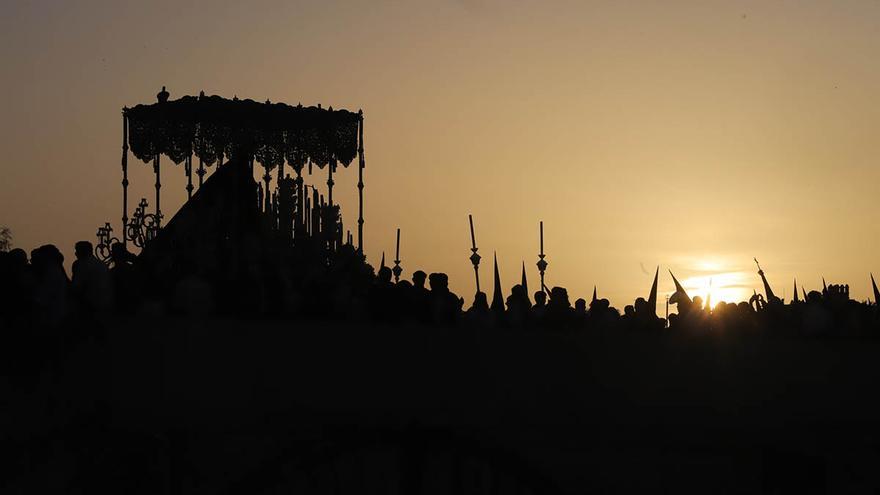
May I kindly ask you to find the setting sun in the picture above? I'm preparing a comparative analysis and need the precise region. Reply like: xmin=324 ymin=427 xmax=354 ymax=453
xmin=671 ymin=259 xmax=754 ymax=310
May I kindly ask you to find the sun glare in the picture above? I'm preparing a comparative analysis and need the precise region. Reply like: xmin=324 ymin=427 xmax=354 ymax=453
xmin=674 ymin=259 xmax=753 ymax=309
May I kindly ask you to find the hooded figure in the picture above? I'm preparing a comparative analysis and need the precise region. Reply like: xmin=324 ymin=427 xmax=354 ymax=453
xmin=647 ymin=267 xmax=659 ymax=317
xmin=668 ymin=270 xmax=695 ymax=319
xmin=490 ymin=253 xmax=505 ymax=317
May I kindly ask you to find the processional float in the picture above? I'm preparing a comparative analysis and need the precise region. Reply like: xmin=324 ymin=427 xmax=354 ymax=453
xmin=96 ymin=89 xmax=367 ymax=263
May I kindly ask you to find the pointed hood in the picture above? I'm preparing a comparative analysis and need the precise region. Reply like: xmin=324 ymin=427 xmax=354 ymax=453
xmin=521 ymin=261 xmax=530 ymax=305
xmin=758 ymin=266 xmax=777 ymax=302
xmin=822 ymin=277 xmax=828 ymax=295
xmin=491 ymin=252 xmax=505 ymax=313
xmin=872 ymin=273 xmax=880 ymax=306
xmin=802 ymin=286 xmax=808 ymax=302
xmin=668 ymin=270 xmax=691 ymax=305
xmin=592 ymin=285 xmax=598 ymax=304
xmin=380 ymin=252 xmax=386 ymax=270
xmin=792 ymin=278 xmax=800 ymax=303
xmin=647 ymin=266 xmax=659 ymax=316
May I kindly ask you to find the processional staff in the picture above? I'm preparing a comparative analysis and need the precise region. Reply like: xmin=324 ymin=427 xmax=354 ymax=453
xmin=262 ymin=163 xmax=272 ymax=212
xmin=185 ymin=154 xmax=194 ymax=200
xmin=469 ymin=214 xmax=482 ymax=293
xmin=153 ymin=154 xmax=162 ymax=228
xmin=121 ymin=109 xmax=129 ymax=249
xmin=196 ymin=156 xmax=205 ymax=188
xmin=357 ymin=110 xmax=365 ymax=254
xmin=536 ymin=221 xmax=548 ymax=292
xmin=392 ymin=228 xmax=403 ymax=283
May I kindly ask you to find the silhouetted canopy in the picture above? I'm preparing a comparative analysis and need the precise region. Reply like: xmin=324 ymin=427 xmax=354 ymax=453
xmin=125 ymin=94 xmax=360 ymax=169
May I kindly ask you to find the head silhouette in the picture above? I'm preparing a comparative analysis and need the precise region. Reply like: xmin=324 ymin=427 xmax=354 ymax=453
xmin=8 ymin=248 xmax=27 ymax=267
xmin=428 ymin=272 xmax=449 ymax=292
xmin=549 ymin=286 xmax=570 ymax=308
xmin=472 ymin=291 xmax=489 ymax=311
xmin=412 ymin=270 xmax=427 ymax=289
xmin=534 ymin=291 xmax=547 ymax=306
xmin=75 ymin=241 xmax=93 ymax=261
xmin=634 ymin=297 xmax=648 ymax=314
xmin=377 ymin=266 xmax=392 ymax=284
xmin=575 ymin=298 xmax=587 ymax=313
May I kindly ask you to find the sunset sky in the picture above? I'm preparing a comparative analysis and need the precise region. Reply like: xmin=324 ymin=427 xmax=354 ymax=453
xmin=2 ymin=0 xmax=879 ymax=308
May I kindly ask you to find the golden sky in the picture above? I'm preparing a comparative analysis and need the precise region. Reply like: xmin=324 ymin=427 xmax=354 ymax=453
xmin=2 ymin=1 xmax=879 ymax=308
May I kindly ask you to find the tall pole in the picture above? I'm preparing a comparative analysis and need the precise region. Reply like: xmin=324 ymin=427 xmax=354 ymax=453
xmin=469 ymin=214 xmax=481 ymax=293
xmin=327 ymin=157 xmax=335 ymax=208
xmin=537 ymin=221 xmax=548 ymax=293
xmin=263 ymin=164 xmax=272 ymax=212
xmin=121 ymin=110 xmax=129 ymax=249
xmin=393 ymin=228 xmax=402 ymax=283
xmin=197 ymin=155 xmax=205 ymax=188
xmin=296 ymin=167 xmax=304 ymax=241
xmin=278 ymin=155 xmax=285 ymax=186
xmin=153 ymin=154 xmax=161 ymax=227
xmin=185 ymin=154 xmax=193 ymax=200
xmin=357 ymin=110 xmax=365 ymax=254
xmin=665 ymin=295 xmax=669 ymax=327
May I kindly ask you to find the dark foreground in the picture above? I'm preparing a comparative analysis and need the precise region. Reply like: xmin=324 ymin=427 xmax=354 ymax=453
xmin=4 ymin=319 xmax=880 ymax=494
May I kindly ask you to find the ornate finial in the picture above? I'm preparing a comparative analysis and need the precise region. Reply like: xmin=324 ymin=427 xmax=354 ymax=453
xmin=468 ymin=214 xmax=481 ymax=293
xmin=392 ymin=228 xmax=402 ymax=283
xmin=536 ymin=221 xmax=548 ymax=292
xmin=157 ymin=86 xmax=169 ymax=103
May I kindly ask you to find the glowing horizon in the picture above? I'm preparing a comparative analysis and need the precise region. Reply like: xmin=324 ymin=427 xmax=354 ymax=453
xmin=2 ymin=1 xmax=879 ymax=309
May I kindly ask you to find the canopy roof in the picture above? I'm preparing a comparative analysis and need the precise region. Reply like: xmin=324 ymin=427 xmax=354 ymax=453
xmin=125 ymin=94 xmax=360 ymax=169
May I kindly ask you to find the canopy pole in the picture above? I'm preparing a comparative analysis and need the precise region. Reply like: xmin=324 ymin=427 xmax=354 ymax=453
xmin=327 ymin=157 xmax=335 ymax=208
xmin=185 ymin=154 xmax=193 ymax=200
xmin=357 ymin=110 xmax=365 ymax=254
xmin=154 ymin=154 xmax=161 ymax=227
xmin=278 ymin=156 xmax=284 ymax=185
xmin=326 ymin=158 xmax=335 ymax=254
xmin=197 ymin=156 xmax=205 ymax=188
xmin=121 ymin=110 xmax=129 ymax=249
xmin=295 ymin=167 xmax=304 ymax=242
xmin=263 ymin=164 xmax=272 ymax=213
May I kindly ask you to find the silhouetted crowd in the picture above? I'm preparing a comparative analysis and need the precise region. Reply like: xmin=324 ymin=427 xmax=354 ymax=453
xmin=2 ymin=240 xmax=878 ymax=339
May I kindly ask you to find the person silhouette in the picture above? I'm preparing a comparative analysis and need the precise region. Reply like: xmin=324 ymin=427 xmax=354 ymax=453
xmin=109 ymin=242 xmax=138 ymax=313
xmin=411 ymin=270 xmax=430 ymax=323
xmin=428 ymin=272 xmax=459 ymax=326
xmin=71 ymin=241 xmax=113 ymax=315
xmin=574 ymin=298 xmax=587 ymax=326
xmin=545 ymin=286 xmax=574 ymax=329
xmin=30 ymin=244 xmax=70 ymax=327
xmin=464 ymin=291 xmax=491 ymax=328
xmin=506 ymin=284 xmax=531 ymax=329
xmin=369 ymin=266 xmax=396 ymax=323
xmin=530 ymin=291 xmax=547 ymax=326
